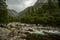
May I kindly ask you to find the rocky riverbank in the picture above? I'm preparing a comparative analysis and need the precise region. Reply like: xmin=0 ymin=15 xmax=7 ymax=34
xmin=0 ymin=22 xmax=60 ymax=40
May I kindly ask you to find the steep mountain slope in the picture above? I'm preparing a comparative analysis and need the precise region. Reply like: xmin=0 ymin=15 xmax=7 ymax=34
xmin=8 ymin=9 xmax=18 ymax=17
xmin=18 ymin=0 xmax=48 ymax=17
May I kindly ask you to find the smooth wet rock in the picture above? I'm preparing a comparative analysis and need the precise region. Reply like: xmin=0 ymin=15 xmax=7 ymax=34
xmin=0 ymin=27 xmax=11 ymax=40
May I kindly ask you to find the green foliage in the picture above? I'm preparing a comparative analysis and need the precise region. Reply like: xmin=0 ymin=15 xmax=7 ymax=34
xmin=8 ymin=16 xmax=20 ymax=22
xmin=20 ymin=2 xmax=60 ymax=26
xmin=0 ymin=0 xmax=21 ymax=23
xmin=0 ymin=0 xmax=9 ymax=24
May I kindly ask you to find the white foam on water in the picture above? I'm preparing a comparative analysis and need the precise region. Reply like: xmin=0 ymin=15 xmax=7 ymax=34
xmin=30 ymin=30 xmax=60 ymax=35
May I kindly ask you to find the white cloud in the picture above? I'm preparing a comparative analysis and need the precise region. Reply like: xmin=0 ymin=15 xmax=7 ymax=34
xmin=6 ymin=0 xmax=37 ymax=12
xmin=24 ymin=0 xmax=37 ymax=7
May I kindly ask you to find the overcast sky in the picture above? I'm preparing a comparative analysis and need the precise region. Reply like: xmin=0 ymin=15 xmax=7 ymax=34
xmin=6 ymin=0 xmax=37 ymax=12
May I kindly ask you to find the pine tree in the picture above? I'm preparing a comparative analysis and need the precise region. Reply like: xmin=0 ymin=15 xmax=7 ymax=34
xmin=0 ymin=0 xmax=9 ymax=24
xmin=48 ymin=0 xmax=53 ymax=14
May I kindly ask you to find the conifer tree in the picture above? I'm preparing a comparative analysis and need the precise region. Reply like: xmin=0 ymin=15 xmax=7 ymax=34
xmin=0 ymin=0 xmax=9 ymax=24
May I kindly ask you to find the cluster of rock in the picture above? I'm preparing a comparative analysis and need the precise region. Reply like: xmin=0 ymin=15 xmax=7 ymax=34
xmin=0 ymin=22 xmax=60 ymax=40
xmin=0 ymin=23 xmax=36 ymax=40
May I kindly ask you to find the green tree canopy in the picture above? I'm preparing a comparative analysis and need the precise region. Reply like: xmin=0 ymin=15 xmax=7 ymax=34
xmin=0 ymin=0 xmax=9 ymax=24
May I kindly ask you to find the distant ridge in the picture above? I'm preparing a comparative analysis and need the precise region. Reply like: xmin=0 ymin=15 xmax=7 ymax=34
xmin=8 ymin=9 xmax=18 ymax=17
xmin=18 ymin=0 xmax=47 ymax=17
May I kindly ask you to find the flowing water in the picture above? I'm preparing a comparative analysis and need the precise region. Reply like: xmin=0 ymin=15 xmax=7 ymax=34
xmin=30 ymin=30 xmax=60 ymax=35
xmin=8 ymin=22 xmax=60 ymax=35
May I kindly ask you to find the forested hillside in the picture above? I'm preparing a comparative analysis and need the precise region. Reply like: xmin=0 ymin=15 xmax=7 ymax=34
xmin=20 ymin=0 xmax=60 ymax=26
xmin=0 ymin=0 xmax=60 ymax=26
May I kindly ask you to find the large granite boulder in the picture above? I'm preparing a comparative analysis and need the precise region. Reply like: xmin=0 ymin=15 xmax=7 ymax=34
xmin=0 ymin=27 xmax=11 ymax=40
